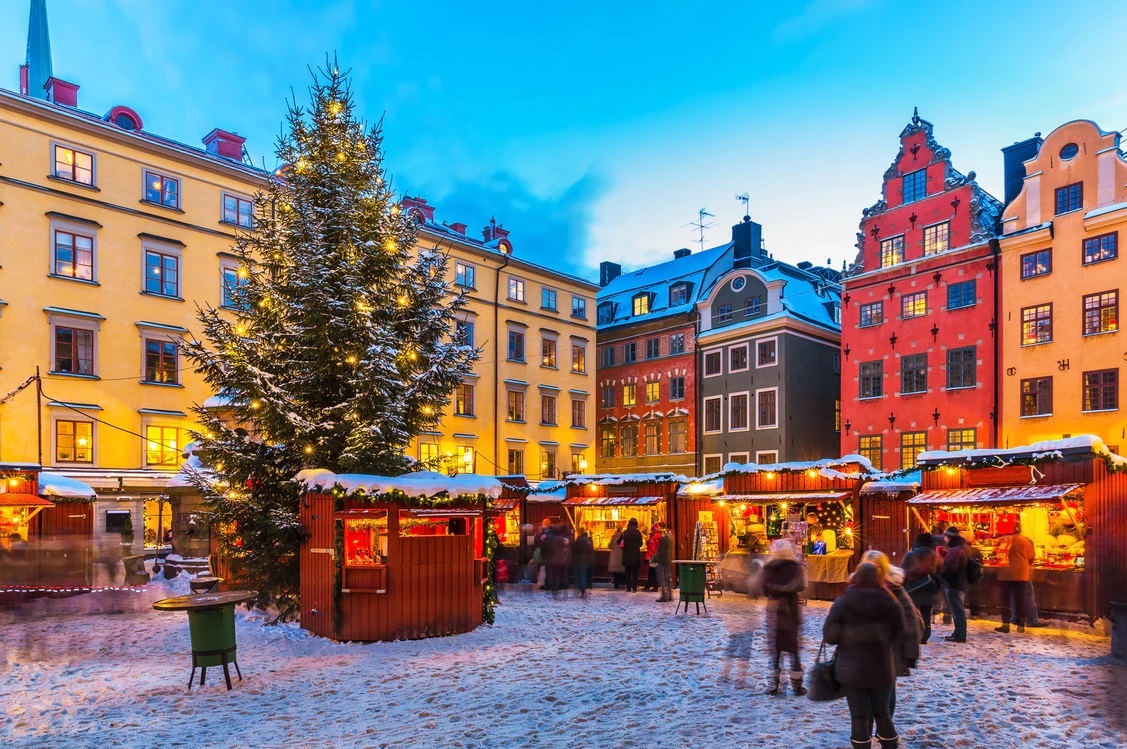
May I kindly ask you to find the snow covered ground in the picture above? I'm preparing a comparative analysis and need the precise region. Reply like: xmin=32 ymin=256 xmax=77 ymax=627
xmin=2 ymin=578 xmax=1125 ymax=749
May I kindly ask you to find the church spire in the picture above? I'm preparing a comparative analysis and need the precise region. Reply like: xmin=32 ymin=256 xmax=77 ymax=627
xmin=26 ymin=0 xmax=53 ymax=99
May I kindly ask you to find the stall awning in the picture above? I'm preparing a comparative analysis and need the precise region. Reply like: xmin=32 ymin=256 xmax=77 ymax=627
xmin=0 ymin=493 xmax=55 ymax=508
xmin=714 ymin=492 xmax=850 ymax=503
xmin=906 ymin=484 xmax=1083 ymax=507
xmin=562 ymin=496 xmax=664 ymax=506
xmin=492 ymin=498 xmax=520 ymax=511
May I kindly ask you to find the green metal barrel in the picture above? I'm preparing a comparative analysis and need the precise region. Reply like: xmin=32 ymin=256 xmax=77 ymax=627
xmin=186 ymin=606 xmax=236 ymax=667
xmin=678 ymin=563 xmax=707 ymax=603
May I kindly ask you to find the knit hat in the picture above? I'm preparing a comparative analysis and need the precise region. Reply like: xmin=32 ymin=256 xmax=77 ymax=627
xmin=914 ymin=532 xmax=936 ymax=548
xmin=944 ymin=526 xmax=962 ymax=538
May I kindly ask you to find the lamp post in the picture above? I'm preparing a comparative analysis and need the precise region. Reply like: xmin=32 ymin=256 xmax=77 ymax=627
xmin=578 ymin=458 xmax=588 ymax=474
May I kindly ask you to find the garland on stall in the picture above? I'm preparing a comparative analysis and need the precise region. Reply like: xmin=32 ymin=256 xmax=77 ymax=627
xmin=332 ymin=493 xmax=344 ymax=639
xmin=483 ymin=518 xmax=499 ymax=625
xmin=922 ymin=449 xmax=1127 ymax=476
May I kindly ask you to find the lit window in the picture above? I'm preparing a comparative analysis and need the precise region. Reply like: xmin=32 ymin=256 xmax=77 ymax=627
xmin=946 ymin=429 xmax=976 ymax=451
xmin=1083 ymin=234 xmax=1117 ymax=265
xmin=56 ymin=420 xmax=93 ymax=463
xmin=222 ymin=193 xmax=254 ymax=227
xmin=540 ymin=449 xmax=556 ymax=479
xmin=600 ymin=426 xmax=616 ymax=458
xmin=53 ymin=144 xmax=94 ymax=185
xmin=145 ymin=250 xmax=179 ymax=297
xmin=1082 ymin=290 xmax=1118 ymax=335
xmin=507 ymin=391 xmax=525 ymax=421
xmin=571 ymin=343 xmax=586 ymax=373
xmin=859 ymin=435 xmax=882 ymax=470
xmin=221 ymin=264 xmax=249 ymax=309
xmin=902 ymin=169 xmax=926 ymax=203
xmin=901 ymin=291 xmax=927 ymax=318
xmin=53 ymin=230 xmax=95 ymax=280
xmin=859 ymin=301 xmax=883 ymax=327
xmin=455 ymin=262 xmax=476 ymax=288
xmin=1083 ymin=369 xmax=1118 ymax=412
xmin=669 ymin=420 xmax=687 ymax=453
xmin=620 ymin=426 xmax=638 ymax=456
xmin=1020 ymin=377 xmax=1052 ymax=417
xmin=900 ymin=432 xmax=927 ymax=470
xmin=923 ymin=222 xmax=949 ymax=256
xmin=622 ymin=384 xmax=636 ymax=407
xmin=644 ymin=421 xmax=660 ymax=454
xmin=541 ymin=338 xmax=557 ymax=368
xmin=144 ymin=171 xmax=180 ymax=209
xmin=456 ymin=383 xmax=475 ymax=416
xmin=1021 ymin=304 xmax=1053 ymax=345
xmin=646 ymin=382 xmax=660 ymax=403
xmin=507 ymin=449 xmax=524 ymax=475
xmin=1020 ymin=250 xmax=1052 ymax=279
xmin=144 ymin=339 xmax=179 ymax=384
xmin=632 ymin=294 xmax=650 ymax=316
xmin=146 ymin=425 xmax=186 ymax=466
xmin=880 ymin=236 xmax=904 ymax=268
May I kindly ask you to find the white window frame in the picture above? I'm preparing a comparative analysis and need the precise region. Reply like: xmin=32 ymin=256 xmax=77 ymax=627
xmin=703 ymin=349 xmax=724 ymax=378
xmin=142 ymin=419 xmax=190 ymax=467
xmin=755 ymin=386 xmax=779 ymax=430
xmin=703 ymin=395 xmax=724 ymax=434
xmin=755 ymin=336 xmax=779 ymax=368
xmin=703 ymin=454 xmax=723 ymax=475
xmin=47 ymin=309 xmax=101 ymax=377
xmin=142 ymin=168 xmax=182 ymax=210
xmin=507 ymin=276 xmax=526 ymax=302
xmin=728 ymin=343 xmax=750 ymax=373
xmin=728 ymin=391 xmax=750 ymax=432
xmin=51 ymin=141 xmax=96 ymax=186
xmin=141 ymin=238 xmax=183 ymax=299
xmin=755 ymin=450 xmax=779 ymax=464
xmin=728 ymin=452 xmax=750 ymax=465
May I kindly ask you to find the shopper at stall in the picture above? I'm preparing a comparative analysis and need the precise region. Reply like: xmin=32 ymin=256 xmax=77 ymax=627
xmin=823 ymin=562 xmax=905 ymax=749
xmin=572 ymin=528 xmax=595 ymax=598
xmin=761 ymin=539 xmax=807 ymax=696
xmin=643 ymin=524 xmax=661 ymax=592
xmin=995 ymin=522 xmax=1036 ymax=633
xmin=541 ymin=526 xmax=570 ymax=594
xmin=901 ymin=532 xmax=941 ymax=644
xmin=607 ymin=525 xmax=625 ymax=590
xmin=655 ymin=523 xmax=674 ymax=603
xmin=620 ymin=518 xmax=644 ymax=593
xmin=940 ymin=527 xmax=973 ymax=643
xmin=931 ymin=522 xmax=952 ymax=624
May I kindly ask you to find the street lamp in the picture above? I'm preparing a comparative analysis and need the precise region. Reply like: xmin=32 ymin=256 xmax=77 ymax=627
xmin=578 ymin=458 xmax=588 ymax=473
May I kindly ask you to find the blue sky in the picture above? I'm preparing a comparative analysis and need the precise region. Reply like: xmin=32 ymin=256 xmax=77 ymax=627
xmin=3 ymin=0 xmax=1125 ymax=280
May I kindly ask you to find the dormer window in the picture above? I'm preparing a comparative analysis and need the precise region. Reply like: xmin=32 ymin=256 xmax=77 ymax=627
xmin=669 ymin=283 xmax=689 ymax=306
xmin=597 ymin=302 xmax=616 ymax=325
xmin=632 ymin=293 xmax=651 ymax=316
xmin=902 ymin=169 xmax=927 ymax=203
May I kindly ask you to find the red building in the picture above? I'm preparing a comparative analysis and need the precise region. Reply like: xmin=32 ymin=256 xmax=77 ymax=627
xmin=842 ymin=110 xmax=1003 ymax=471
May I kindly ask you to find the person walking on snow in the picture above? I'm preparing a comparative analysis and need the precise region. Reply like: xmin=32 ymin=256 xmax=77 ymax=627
xmin=572 ymin=528 xmax=595 ymax=598
xmin=995 ymin=522 xmax=1036 ymax=633
xmin=654 ymin=523 xmax=674 ymax=602
xmin=861 ymin=550 xmax=923 ymax=718
xmin=760 ymin=539 xmax=807 ymax=696
xmin=940 ymin=527 xmax=973 ymax=642
xmin=607 ymin=525 xmax=625 ymax=589
xmin=620 ymin=518 xmax=644 ymax=593
xmin=643 ymin=524 xmax=661 ymax=592
xmin=901 ymin=532 xmax=942 ymax=644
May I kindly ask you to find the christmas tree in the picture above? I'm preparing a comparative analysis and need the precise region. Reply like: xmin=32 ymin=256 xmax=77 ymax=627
xmin=181 ymin=61 xmax=478 ymax=621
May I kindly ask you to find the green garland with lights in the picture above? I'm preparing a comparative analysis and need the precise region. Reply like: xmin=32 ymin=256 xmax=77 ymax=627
xmin=483 ymin=518 xmax=499 ymax=625
xmin=921 ymin=449 xmax=1127 ymax=476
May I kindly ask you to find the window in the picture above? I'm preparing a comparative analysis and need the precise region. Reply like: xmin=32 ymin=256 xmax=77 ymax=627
xmin=597 ymin=303 xmax=615 ymax=325
xmin=456 ymin=383 xmax=475 ymax=416
xmin=902 ymin=169 xmax=927 ymax=203
xmin=571 ymin=343 xmax=586 ymax=373
xmin=571 ymin=452 xmax=586 ymax=473
xmin=946 ymin=346 xmax=976 ymax=389
xmin=56 ymin=420 xmax=93 ymax=463
xmin=900 ymin=432 xmax=927 ymax=470
xmin=755 ymin=450 xmax=779 ymax=464
xmin=455 ymin=320 xmax=475 ymax=347
xmin=646 ymin=382 xmax=660 ymax=403
xmin=53 ymin=326 xmax=94 ymax=375
xmin=622 ymin=384 xmax=637 ymax=407
xmin=541 ymin=394 xmax=557 ymax=425
xmin=507 ymin=449 xmax=524 ymax=476
xmin=756 ymin=338 xmax=777 ymax=367
xmin=669 ymin=284 xmax=689 ymax=306
xmin=1083 ymin=233 xmax=1117 ymax=265
xmin=1020 ymin=377 xmax=1052 ymax=417
xmin=1082 ymin=290 xmax=1118 ymax=335
xmin=669 ymin=420 xmax=687 ymax=453
xmin=835 ymin=399 xmax=841 ymax=432
xmin=704 ymin=397 xmax=722 ymax=433
xmin=947 ymin=280 xmax=975 ymax=310
xmin=144 ymin=170 xmax=180 ymax=209
xmin=644 ymin=422 xmax=660 ymax=454
xmin=53 ymin=144 xmax=94 ymax=185
xmin=669 ymin=377 xmax=685 ymax=400
xmin=507 ymin=330 xmax=525 ymax=361
xmin=144 ymin=339 xmax=179 ymax=384
xmin=540 ymin=449 xmax=556 ymax=479
xmin=900 ymin=354 xmax=927 ymax=395
xmin=1021 ymin=304 xmax=1053 ymax=345
xmin=221 ymin=263 xmax=248 ymax=309
xmin=1083 ymin=369 xmax=1118 ymax=412
xmin=947 ymin=429 xmax=976 ymax=452
xmin=508 ymin=277 xmax=526 ymax=302
xmin=602 ymin=347 xmax=615 ymax=368
xmin=1055 ymin=182 xmax=1083 ymax=215
xmin=623 ymin=342 xmax=637 ymax=363
xmin=645 ymin=338 xmax=661 ymax=359
xmin=572 ymin=296 xmax=587 ymax=319
xmin=859 ymin=301 xmax=884 ymax=327
xmin=600 ymin=426 xmax=616 ymax=459
xmin=715 ymin=304 xmax=733 ymax=323
xmin=571 ymin=399 xmax=586 ymax=428
xmin=901 ymin=291 xmax=927 ymax=319
xmin=860 ymin=361 xmax=883 ymax=398
xmin=756 ymin=389 xmax=777 ymax=429
xmin=53 ymin=230 xmax=94 ymax=280
xmin=729 ymin=345 xmax=749 ymax=372
xmin=880 ymin=235 xmax=904 ymax=268
xmin=632 ymin=294 xmax=650 ymax=316
xmin=730 ymin=393 xmax=749 ymax=431
xmin=222 ymin=193 xmax=254 ymax=227
xmin=601 ymin=386 xmax=614 ymax=408
xmin=541 ymin=287 xmax=558 ymax=311
xmin=745 ymin=296 xmax=763 ymax=316
xmin=923 ymin=222 xmax=949 ymax=256
xmin=1020 ymin=249 xmax=1052 ymax=279
xmin=541 ymin=338 xmax=557 ymax=368
xmin=669 ymin=333 xmax=685 ymax=355
xmin=859 ymin=435 xmax=882 ymax=471
xmin=144 ymin=250 xmax=180 ymax=297
xmin=507 ymin=391 xmax=525 ymax=421
xmin=455 ymin=262 xmax=476 ymax=288
xmin=704 ymin=350 xmax=722 ymax=376
xmin=146 ymin=425 xmax=187 ymax=466
xmin=703 ymin=455 xmax=723 ymax=474
xmin=620 ymin=425 xmax=638 ymax=456
xmin=419 ymin=443 xmax=440 ymax=466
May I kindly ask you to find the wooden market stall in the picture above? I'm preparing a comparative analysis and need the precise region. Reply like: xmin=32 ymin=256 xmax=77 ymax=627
xmin=298 ymin=470 xmax=502 ymax=642
xmin=911 ymin=436 xmax=1127 ymax=622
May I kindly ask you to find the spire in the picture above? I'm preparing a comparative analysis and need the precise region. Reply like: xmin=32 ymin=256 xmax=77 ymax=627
xmin=26 ymin=0 xmax=53 ymax=100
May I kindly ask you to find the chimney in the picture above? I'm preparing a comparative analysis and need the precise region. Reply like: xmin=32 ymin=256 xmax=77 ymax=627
xmin=19 ymin=64 xmax=28 ymax=96
xmin=401 ymin=195 xmax=435 ymax=224
xmin=731 ymin=216 xmax=764 ymax=269
xmin=448 ymin=222 xmax=467 ymax=235
xmin=482 ymin=216 xmax=510 ymax=243
xmin=600 ymin=261 xmax=622 ymax=287
xmin=673 ymin=248 xmax=692 ymax=260
xmin=1001 ymin=134 xmax=1043 ymax=205
xmin=202 ymin=128 xmax=247 ymax=161
xmin=797 ymin=261 xmax=813 ymax=270
xmin=45 ymin=77 xmax=78 ymax=107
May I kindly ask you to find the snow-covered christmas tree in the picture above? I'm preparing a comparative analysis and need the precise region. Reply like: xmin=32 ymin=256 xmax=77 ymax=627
xmin=181 ymin=61 xmax=478 ymax=620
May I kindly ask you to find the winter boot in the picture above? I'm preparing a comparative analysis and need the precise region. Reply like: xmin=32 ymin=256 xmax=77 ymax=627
xmin=789 ymin=669 xmax=806 ymax=697
xmin=765 ymin=669 xmax=782 ymax=696
xmin=994 ymin=624 xmax=1010 ymax=633
xmin=850 ymin=740 xmax=872 ymax=749
xmin=877 ymin=733 xmax=899 ymax=749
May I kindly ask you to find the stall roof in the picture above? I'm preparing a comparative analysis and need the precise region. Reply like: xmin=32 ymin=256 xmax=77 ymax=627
xmin=705 ymin=456 xmax=880 ymax=482
xmin=917 ymin=435 xmax=1127 ymax=469
xmin=38 ymin=472 xmax=97 ymax=500
xmin=492 ymin=498 xmax=520 ymax=511
xmin=565 ymin=472 xmax=690 ymax=487
xmin=0 ymin=493 xmax=55 ymax=508
xmin=861 ymin=470 xmax=922 ymax=495
xmin=713 ymin=492 xmax=850 ymax=503
xmin=562 ymin=495 xmax=664 ymax=506
xmin=296 ymin=469 xmax=504 ymax=499
xmin=906 ymin=484 xmax=1083 ymax=507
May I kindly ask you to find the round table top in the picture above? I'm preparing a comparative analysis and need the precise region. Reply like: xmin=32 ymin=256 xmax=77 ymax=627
xmin=153 ymin=590 xmax=257 ymax=612
xmin=672 ymin=559 xmax=720 ymax=565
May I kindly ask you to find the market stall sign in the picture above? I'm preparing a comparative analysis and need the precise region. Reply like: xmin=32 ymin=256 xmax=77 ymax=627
xmin=907 ymin=484 xmax=1083 ymax=507
xmin=562 ymin=495 xmax=664 ymax=506
xmin=0 ymin=493 xmax=55 ymax=507
xmin=712 ymin=492 xmax=850 ymax=503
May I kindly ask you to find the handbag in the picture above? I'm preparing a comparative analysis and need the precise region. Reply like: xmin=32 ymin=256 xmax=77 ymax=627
xmin=807 ymin=640 xmax=844 ymax=702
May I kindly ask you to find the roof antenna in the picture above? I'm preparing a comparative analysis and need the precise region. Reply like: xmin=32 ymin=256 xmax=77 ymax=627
xmin=735 ymin=192 xmax=750 ymax=220
xmin=691 ymin=208 xmax=715 ymax=252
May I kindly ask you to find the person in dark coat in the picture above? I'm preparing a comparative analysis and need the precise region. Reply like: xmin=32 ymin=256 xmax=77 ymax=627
xmin=940 ymin=527 xmax=972 ymax=642
xmin=643 ymin=525 xmax=661 ymax=591
xmin=901 ymin=532 xmax=941 ymax=643
xmin=541 ymin=527 xmax=569 ymax=593
xmin=620 ymin=518 xmax=644 ymax=592
xmin=823 ymin=562 xmax=906 ymax=749
xmin=862 ymin=550 xmax=923 ymax=719
xmin=654 ymin=523 xmax=674 ymax=602
xmin=572 ymin=528 xmax=595 ymax=598
xmin=607 ymin=526 xmax=625 ymax=589
xmin=761 ymin=539 xmax=806 ymax=696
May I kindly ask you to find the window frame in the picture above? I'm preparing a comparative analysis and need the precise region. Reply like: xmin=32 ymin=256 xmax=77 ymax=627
xmin=859 ymin=360 xmax=883 ymax=399
xmin=540 ymin=393 xmax=557 ymax=426
xmin=142 ymin=337 xmax=180 ymax=385
xmin=1020 ymin=376 xmax=1053 ymax=418
xmin=220 ymin=260 xmax=249 ymax=310
xmin=669 ymin=376 xmax=685 ymax=401
xmin=880 ymin=235 xmax=904 ymax=268
xmin=1020 ymin=249 xmax=1052 ymax=279
xmin=755 ymin=387 xmax=778 ymax=430
xmin=54 ymin=419 xmax=94 ymax=464
xmin=455 ymin=261 xmax=477 ymax=289
xmin=945 ymin=346 xmax=976 ymax=390
xmin=571 ymin=296 xmax=587 ymax=319
xmin=52 ymin=323 xmax=96 ymax=377
xmin=703 ymin=454 xmax=723 ymax=475
xmin=901 ymin=291 xmax=927 ymax=319
xmin=728 ymin=343 xmax=750 ymax=373
xmin=623 ymin=342 xmax=637 ymax=363
xmin=541 ymin=337 xmax=558 ymax=368
xmin=51 ymin=226 xmax=96 ymax=282
xmin=541 ymin=287 xmax=558 ymax=311
xmin=714 ymin=304 xmax=733 ymax=324
xmin=1054 ymin=182 xmax=1083 ymax=215
xmin=507 ymin=448 xmax=525 ymax=476
xmin=1083 ymin=233 xmax=1118 ymax=266
xmin=946 ymin=280 xmax=976 ymax=311
xmin=755 ymin=450 xmax=779 ymax=465
xmin=52 ymin=142 xmax=95 ymax=186
xmin=600 ymin=386 xmax=614 ymax=409
xmin=599 ymin=425 xmax=617 ymax=459
xmin=507 ymin=277 xmax=526 ymax=303
xmin=622 ymin=383 xmax=637 ymax=407
xmin=143 ymin=169 xmax=181 ymax=210
xmin=703 ymin=395 xmax=723 ymax=434
xmin=455 ymin=382 xmax=475 ymax=416
xmin=703 ymin=350 xmax=723 ymax=377
xmin=632 ymin=293 xmax=650 ymax=316
xmin=571 ymin=341 xmax=586 ymax=373
xmin=900 ymin=353 xmax=928 ymax=395
xmin=571 ymin=398 xmax=587 ymax=428
xmin=507 ymin=329 xmax=526 ymax=362
xmin=507 ymin=390 xmax=526 ymax=422
xmin=1082 ymin=290 xmax=1118 ymax=336
xmin=669 ymin=283 xmax=689 ymax=307
xmin=668 ymin=419 xmax=688 ymax=454
xmin=669 ymin=333 xmax=686 ymax=355
xmin=946 ymin=428 xmax=976 ymax=452
xmin=858 ymin=435 xmax=882 ymax=471
xmin=221 ymin=191 xmax=255 ymax=228
xmin=645 ymin=381 xmax=660 ymax=404
xmin=644 ymin=420 xmax=661 ymax=455
xmin=645 ymin=337 xmax=661 ymax=360
xmin=1021 ymin=303 xmax=1053 ymax=346
xmin=729 ymin=391 xmax=750 ymax=432
xmin=902 ymin=169 xmax=927 ymax=203
xmin=455 ymin=319 xmax=475 ymax=347
xmin=755 ymin=337 xmax=778 ymax=368
xmin=1082 ymin=369 xmax=1118 ymax=412
xmin=859 ymin=301 xmax=884 ymax=328
xmin=145 ymin=424 xmax=188 ymax=467
xmin=143 ymin=244 xmax=182 ymax=298
xmin=922 ymin=221 xmax=950 ymax=256
xmin=900 ymin=431 xmax=927 ymax=470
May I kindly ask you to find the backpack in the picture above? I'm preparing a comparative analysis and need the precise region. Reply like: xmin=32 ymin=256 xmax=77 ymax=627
xmin=966 ymin=553 xmax=984 ymax=584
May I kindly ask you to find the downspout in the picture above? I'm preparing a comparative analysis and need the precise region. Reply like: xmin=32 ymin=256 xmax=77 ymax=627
xmin=991 ymin=237 xmax=1001 ymax=449
xmin=494 ymin=253 xmax=511 ymax=476
xmin=693 ymin=310 xmax=702 ymax=477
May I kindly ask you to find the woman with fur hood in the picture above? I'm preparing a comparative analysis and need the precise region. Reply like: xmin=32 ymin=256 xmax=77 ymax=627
xmin=760 ymin=539 xmax=807 ymax=696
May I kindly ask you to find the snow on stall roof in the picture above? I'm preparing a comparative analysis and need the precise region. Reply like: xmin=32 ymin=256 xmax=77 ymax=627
xmin=38 ymin=472 xmax=97 ymax=499
xmin=706 ymin=455 xmax=879 ymax=482
xmin=527 ymin=480 xmax=566 ymax=502
xmin=917 ymin=435 xmax=1127 ymax=469
xmin=677 ymin=477 xmax=724 ymax=496
xmin=861 ymin=469 xmax=921 ymax=494
xmin=297 ymin=469 xmax=504 ymax=499
xmin=201 ymin=393 xmax=239 ymax=409
xmin=566 ymin=472 xmax=692 ymax=486
xmin=166 ymin=454 xmax=208 ymax=489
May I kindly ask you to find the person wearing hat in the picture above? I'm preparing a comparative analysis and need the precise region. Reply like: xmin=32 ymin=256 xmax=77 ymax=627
xmin=939 ymin=527 xmax=972 ymax=642
xmin=901 ymin=532 xmax=942 ymax=644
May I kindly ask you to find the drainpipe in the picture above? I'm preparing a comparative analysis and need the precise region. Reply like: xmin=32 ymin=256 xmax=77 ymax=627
xmin=693 ymin=310 xmax=702 ymax=477
xmin=494 ymin=253 xmax=511 ymax=477
xmin=991 ymin=237 xmax=1001 ymax=449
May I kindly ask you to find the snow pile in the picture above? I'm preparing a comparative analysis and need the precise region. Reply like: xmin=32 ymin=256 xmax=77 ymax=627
xmin=166 ymin=453 xmax=208 ymax=489
xmin=678 ymin=477 xmax=724 ymax=496
xmin=861 ymin=469 xmax=922 ymax=494
xmin=918 ymin=434 xmax=1127 ymax=468
xmin=710 ymin=456 xmax=880 ymax=482
xmin=36 ymin=472 xmax=97 ymax=500
xmin=297 ymin=469 xmax=504 ymax=499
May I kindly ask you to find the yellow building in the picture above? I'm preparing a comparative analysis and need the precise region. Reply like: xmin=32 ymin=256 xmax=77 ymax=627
xmin=402 ymin=197 xmax=598 ymax=479
xmin=999 ymin=120 xmax=1127 ymax=451
xmin=0 ymin=66 xmax=266 ymax=542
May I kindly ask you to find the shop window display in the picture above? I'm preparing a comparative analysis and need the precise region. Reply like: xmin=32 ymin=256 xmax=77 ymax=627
xmin=344 ymin=512 xmax=389 ymax=566
xmin=722 ymin=500 xmax=853 ymax=554
xmin=931 ymin=502 xmax=1084 ymax=570
xmin=572 ymin=505 xmax=663 ymax=550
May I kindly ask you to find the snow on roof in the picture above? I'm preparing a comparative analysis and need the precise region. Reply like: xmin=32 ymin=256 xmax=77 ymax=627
xmin=596 ymin=244 xmax=732 ymax=329
xmin=565 ymin=472 xmax=691 ymax=486
xmin=708 ymin=456 xmax=879 ymax=482
xmin=167 ymin=454 xmax=209 ymax=488
xmin=201 ymin=393 xmax=239 ymax=409
xmin=1084 ymin=200 xmax=1127 ymax=220
xmin=297 ymin=469 xmax=504 ymax=499
xmin=37 ymin=472 xmax=97 ymax=499
xmin=917 ymin=435 xmax=1127 ymax=469
xmin=861 ymin=469 xmax=921 ymax=494
xmin=677 ymin=478 xmax=724 ymax=496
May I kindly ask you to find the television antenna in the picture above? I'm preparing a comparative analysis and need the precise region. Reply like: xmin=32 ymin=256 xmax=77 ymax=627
xmin=690 ymin=208 xmax=715 ymax=251
xmin=735 ymin=192 xmax=750 ymax=218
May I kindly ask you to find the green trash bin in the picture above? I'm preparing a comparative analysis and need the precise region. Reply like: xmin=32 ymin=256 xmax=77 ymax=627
xmin=187 ymin=606 xmax=236 ymax=667
xmin=676 ymin=562 xmax=708 ymax=614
